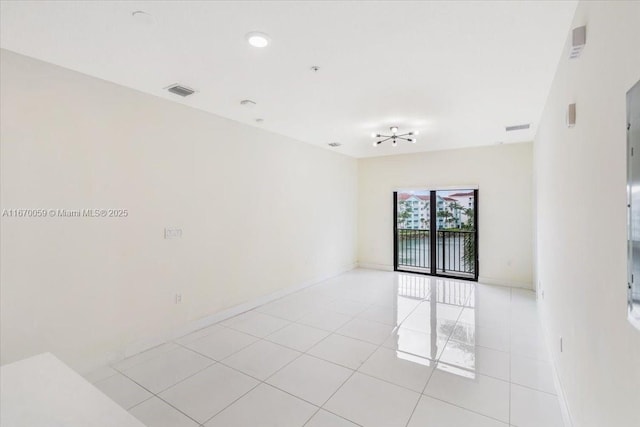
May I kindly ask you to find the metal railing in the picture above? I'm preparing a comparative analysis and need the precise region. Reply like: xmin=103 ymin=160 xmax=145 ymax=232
xmin=438 ymin=230 xmax=475 ymax=275
xmin=397 ymin=229 xmax=430 ymax=270
xmin=397 ymin=229 xmax=476 ymax=276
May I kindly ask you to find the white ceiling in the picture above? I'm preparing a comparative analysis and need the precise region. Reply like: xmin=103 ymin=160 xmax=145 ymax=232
xmin=0 ymin=1 xmax=577 ymax=158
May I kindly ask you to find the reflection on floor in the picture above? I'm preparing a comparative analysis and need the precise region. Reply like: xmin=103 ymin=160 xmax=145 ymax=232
xmin=85 ymin=269 xmax=564 ymax=427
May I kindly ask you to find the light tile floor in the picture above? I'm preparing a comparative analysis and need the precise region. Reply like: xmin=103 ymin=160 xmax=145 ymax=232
xmin=86 ymin=269 xmax=565 ymax=427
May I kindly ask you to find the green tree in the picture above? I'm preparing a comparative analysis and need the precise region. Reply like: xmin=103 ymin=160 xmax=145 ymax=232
xmin=448 ymin=201 xmax=463 ymax=228
xmin=438 ymin=209 xmax=453 ymax=229
xmin=461 ymin=207 xmax=475 ymax=271
xmin=461 ymin=207 xmax=474 ymax=231
xmin=398 ymin=200 xmax=413 ymax=229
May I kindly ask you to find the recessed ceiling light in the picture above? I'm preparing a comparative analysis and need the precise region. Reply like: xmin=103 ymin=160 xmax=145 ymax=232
xmin=246 ymin=32 xmax=271 ymax=48
xmin=310 ymin=66 xmax=320 ymax=73
xmin=131 ymin=11 xmax=154 ymax=25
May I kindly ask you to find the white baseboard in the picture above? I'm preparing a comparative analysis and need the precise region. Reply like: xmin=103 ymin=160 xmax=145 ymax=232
xmin=538 ymin=315 xmax=574 ymax=426
xmin=357 ymin=262 xmax=394 ymax=271
xmin=355 ymin=265 xmax=533 ymax=290
xmin=477 ymin=275 xmax=533 ymax=289
xmin=552 ymin=359 xmax=574 ymax=427
xmin=116 ymin=262 xmax=357 ymax=365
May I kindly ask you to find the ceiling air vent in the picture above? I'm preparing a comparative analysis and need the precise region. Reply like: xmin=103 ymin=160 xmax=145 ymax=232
xmin=166 ymin=84 xmax=196 ymax=97
xmin=505 ymin=123 xmax=531 ymax=132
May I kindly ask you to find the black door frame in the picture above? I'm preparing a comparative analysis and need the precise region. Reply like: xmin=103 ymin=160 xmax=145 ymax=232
xmin=393 ymin=189 xmax=479 ymax=282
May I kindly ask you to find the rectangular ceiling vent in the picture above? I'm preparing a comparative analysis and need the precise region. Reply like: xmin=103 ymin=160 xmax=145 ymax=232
xmin=505 ymin=123 xmax=531 ymax=132
xmin=166 ymin=84 xmax=196 ymax=97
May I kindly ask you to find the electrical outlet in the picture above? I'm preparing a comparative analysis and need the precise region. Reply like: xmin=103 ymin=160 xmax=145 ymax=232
xmin=175 ymin=293 xmax=183 ymax=304
xmin=165 ymin=227 xmax=183 ymax=239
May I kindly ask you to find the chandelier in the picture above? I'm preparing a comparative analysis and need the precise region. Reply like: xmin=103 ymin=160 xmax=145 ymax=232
xmin=371 ymin=126 xmax=418 ymax=147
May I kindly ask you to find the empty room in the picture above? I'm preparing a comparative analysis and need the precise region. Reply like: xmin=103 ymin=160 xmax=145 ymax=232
xmin=0 ymin=1 xmax=639 ymax=426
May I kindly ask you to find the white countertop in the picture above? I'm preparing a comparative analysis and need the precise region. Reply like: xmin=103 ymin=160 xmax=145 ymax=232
xmin=0 ymin=353 xmax=146 ymax=427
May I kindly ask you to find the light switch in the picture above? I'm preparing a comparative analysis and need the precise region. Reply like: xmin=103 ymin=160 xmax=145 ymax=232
xmin=164 ymin=227 xmax=183 ymax=239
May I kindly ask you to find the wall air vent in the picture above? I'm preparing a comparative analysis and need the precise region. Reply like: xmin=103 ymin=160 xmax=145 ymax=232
xmin=505 ymin=123 xmax=531 ymax=132
xmin=166 ymin=84 xmax=196 ymax=97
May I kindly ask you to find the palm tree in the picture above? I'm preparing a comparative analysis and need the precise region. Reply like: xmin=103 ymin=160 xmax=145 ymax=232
xmin=398 ymin=200 xmax=413 ymax=229
xmin=449 ymin=201 xmax=463 ymax=227
xmin=461 ymin=207 xmax=474 ymax=231
xmin=437 ymin=209 xmax=453 ymax=229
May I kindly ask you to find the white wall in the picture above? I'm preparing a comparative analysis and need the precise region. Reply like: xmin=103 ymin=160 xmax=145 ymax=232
xmin=534 ymin=1 xmax=640 ymax=426
xmin=358 ymin=143 xmax=533 ymax=288
xmin=0 ymin=50 xmax=358 ymax=373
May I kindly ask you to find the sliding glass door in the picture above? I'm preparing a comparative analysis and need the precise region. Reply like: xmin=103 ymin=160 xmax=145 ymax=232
xmin=394 ymin=189 xmax=478 ymax=280
xmin=394 ymin=190 xmax=431 ymax=273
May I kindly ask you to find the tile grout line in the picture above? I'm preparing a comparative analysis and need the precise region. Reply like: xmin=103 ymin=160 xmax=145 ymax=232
xmin=121 ymin=321 xmax=294 ymax=426
xmin=105 ymin=274 xmax=380 ymax=424
xmin=315 ymin=315 xmax=399 ymax=425
xmin=311 ymin=287 xmax=439 ymax=427
xmin=509 ymin=287 xmax=513 ymax=426
xmin=201 ymin=310 xmax=379 ymax=425
xmin=177 ymin=334 xmax=310 ymax=425
xmin=201 ymin=278 xmax=468 ymax=426
xmin=403 ymin=281 xmax=473 ymax=427
xmin=120 ymin=349 xmax=219 ymax=426
xmin=299 ymin=361 xmax=362 ymax=427
xmin=135 ymin=304 xmax=417 ymax=423
xmin=417 ymin=394 xmax=511 ymax=426
xmin=175 ymin=326 xmax=319 ymax=425
xmin=273 ymin=284 xmax=432 ymax=426
xmin=127 ymin=382 xmax=209 ymax=427
xmin=179 ymin=301 xmax=377 ymax=426
xmin=111 ymin=274 xmax=540 ymax=427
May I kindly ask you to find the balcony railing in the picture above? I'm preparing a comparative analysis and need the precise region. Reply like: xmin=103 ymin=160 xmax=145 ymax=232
xmin=397 ymin=229 xmax=431 ymax=270
xmin=397 ymin=229 xmax=476 ymax=277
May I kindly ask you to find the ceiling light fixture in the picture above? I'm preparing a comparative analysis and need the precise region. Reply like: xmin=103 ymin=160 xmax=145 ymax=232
xmin=246 ymin=32 xmax=271 ymax=48
xmin=372 ymin=127 xmax=418 ymax=147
